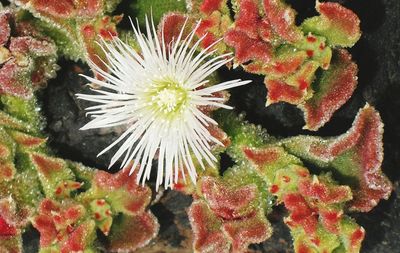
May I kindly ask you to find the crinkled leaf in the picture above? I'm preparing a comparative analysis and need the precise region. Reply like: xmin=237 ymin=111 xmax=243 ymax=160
xmin=282 ymin=105 xmax=392 ymax=212
xmin=107 ymin=212 xmax=159 ymax=252
xmin=302 ymin=2 xmax=361 ymax=47
xmin=262 ymin=0 xmax=303 ymax=43
xmin=300 ymin=49 xmax=358 ymax=130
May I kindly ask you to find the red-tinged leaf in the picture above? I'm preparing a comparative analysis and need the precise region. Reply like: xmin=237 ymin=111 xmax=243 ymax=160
xmin=298 ymin=177 xmax=352 ymax=205
xmin=0 ymin=110 xmax=30 ymax=132
xmin=222 ymin=212 xmax=272 ymax=252
xmin=9 ymin=131 xmax=46 ymax=149
xmin=224 ymin=29 xmax=272 ymax=64
xmin=257 ymin=50 xmax=307 ymax=77
xmin=195 ymin=12 xmax=222 ymax=49
xmin=188 ymin=200 xmax=230 ymax=253
xmin=54 ymin=180 xmax=83 ymax=198
xmin=0 ymin=61 xmax=33 ymax=99
xmin=285 ymin=60 xmax=319 ymax=91
xmin=243 ymin=146 xmax=280 ymax=167
xmin=76 ymin=0 xmax=102 ymax=18
xmin=60 ymin=220 xmax=95 ymax=253
xmin=0 ymin=163 xmax=16 ymax=181
xmin=200 ymin=0 xmax=224 ymax=15
xmin=108 ymin=212 xmax=159 ymax=252
xmin=302 ymin=2 xmax=361 ymax=47
xmin=158 ymin=12 xmax=190 ymax=48
xmin=31 ymin=153 xmax=76 ymax=198
xmin=0 ymin=11 xmax=11 ymax=46
xmin=301 ymin=49 xmax=358 ymax=130
xmin=93 ymin=168 xmax=152 ymax=216
xmin=0 ymin=198 xmax=24 ymax=253
xmin=283 ymin=105 xmax=392 ymax=212
xmin=234 ymin=0 xmax=273 ymax=41
xmin=200 ymin=176 xmax=258 ymax=219
xmin=234 ymin=0 xmax=261 ymax=39
xmin=89 ymin=199 xmax=113 ymax=235
xmin=265 ymin=79 xmax=304 ymax=105
xmin=33 ymin=213 xmax=58 ymax=247
xmin=9 ymin=37 xmax=56 ymax=57
xmin=283 ymin=193 xmax=318 ymax=234
xmin=30 ymin=153 xmax=64 ymax=176
xmin=0 ymin=216 xmax=17 ymax=237
xmin=33 ymin=199 xmax=90 ymax=249
xmin=30 ymin=0 xmax=75 ymax=18
xmin=80 ymin=15 xmax=120 ymax=76
xmin=319 ymin=209 xmax=342 ymax=234
xmin=263 ymin=0 xmax=303 ymax=43
xmin=312 ymin=105 xmax=392 ymax=211
xmin=208 ymin=124 xmax=231 ymax=149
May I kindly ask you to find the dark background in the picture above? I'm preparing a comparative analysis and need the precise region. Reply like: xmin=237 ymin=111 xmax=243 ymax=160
xmin=1 ymin=0 xmax=399 ymax=252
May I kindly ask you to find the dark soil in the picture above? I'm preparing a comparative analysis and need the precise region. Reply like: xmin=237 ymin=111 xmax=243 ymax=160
xmin=38 ymin=0 xmax=400 ymax=252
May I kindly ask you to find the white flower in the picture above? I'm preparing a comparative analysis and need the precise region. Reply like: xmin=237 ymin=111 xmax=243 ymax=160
xmin=77 ymin=17 xmax=251 ymax=189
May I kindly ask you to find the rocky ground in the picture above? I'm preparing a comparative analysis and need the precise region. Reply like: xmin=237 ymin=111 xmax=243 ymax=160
xmin=20 ymin=0 xmax=400 ymax=252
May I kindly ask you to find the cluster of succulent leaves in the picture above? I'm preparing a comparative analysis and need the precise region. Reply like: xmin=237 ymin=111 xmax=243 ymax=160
xmin=0 ymin=0 xmax=393 ymax=253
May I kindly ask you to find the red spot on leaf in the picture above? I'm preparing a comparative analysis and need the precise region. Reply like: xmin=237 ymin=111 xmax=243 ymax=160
xmin=298 ymin=79 xmax=309 ymax=90
xmin=307 ymin=35 xmax=317 ymax=43
xmin=270 ymin=184 xmax=279 ymax=194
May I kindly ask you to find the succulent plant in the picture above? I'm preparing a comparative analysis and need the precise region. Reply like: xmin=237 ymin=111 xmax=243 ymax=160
xmin=0 ymin=0 xmax=394 ymax=252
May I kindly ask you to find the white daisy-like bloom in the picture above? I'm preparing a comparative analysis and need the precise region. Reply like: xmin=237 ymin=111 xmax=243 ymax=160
xmin=77 ymin=17 xmax=251 ymax=190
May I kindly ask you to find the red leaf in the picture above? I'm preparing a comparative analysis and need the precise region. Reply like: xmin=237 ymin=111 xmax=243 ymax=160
xmin=263 ymin=0 xmax=303 ymax=43
xmin=0 ymin=216 xmax=17 ymax=237
xmin=9 ymin=37 xmax=56 ymax=56
xmin=258 ymin=51 xmax=307 ymax=77
xmin=31 ymin=0 xmax=75 ymax=18
xmin=223 ymin=212 xmax=272 ymax=252
xmin=158 ymin=13 xmax=189 ymax=48
xmin=31 ymin=153 xmax=63 ymax=176
xmin=301 ymin=49 xmax=358 ymax=130
xmin=234 ymin=0 xmax=273 ymax=41
xmin=200 ymin=0 xmax=224 ymax=15
xmin=0 ymin=11 xmax=11 ymax=46
xmin=242 ymin=147 xmax=280 ymax=167
xmin=60 ymin=221 xmax=95 ymax=253
xmin=108 ymin=212 xmax=159 ymax=252
xmin=201 ymin=177 xmax=257 ymax=219
xmin=94 ymin=168 xmax=152 ymax=216
xmin=224 ymin=30 xmax=272 ymax=64
xmin=298 ymin=178 xmax=352 ymax=204
xmin=0 ymin=61 xmax=32 ymax=99
xmin=310 ymin=105 xmax=392 ymax=211
xmin=188 ymin=200 xmax=230 ymax=253
xmin=283 ymin=193 xmax=318 ymax=234
xmin=265 ymin=79 xmax=304 ymax=105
